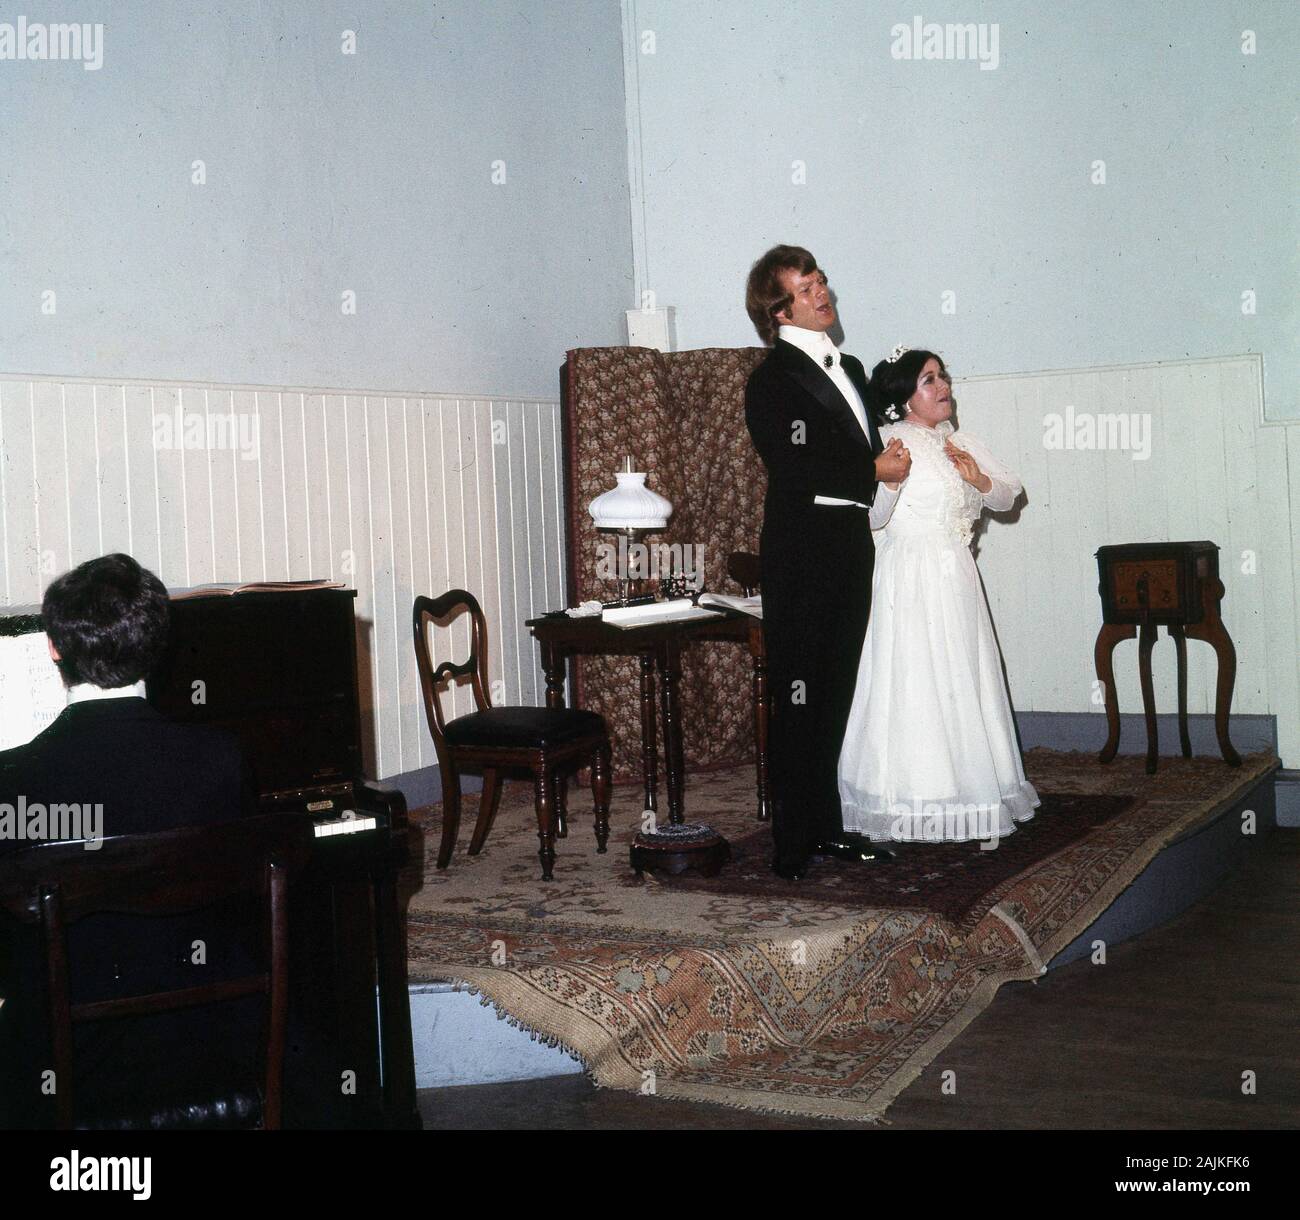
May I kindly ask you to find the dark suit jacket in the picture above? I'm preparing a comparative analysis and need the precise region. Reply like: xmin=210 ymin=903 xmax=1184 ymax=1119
xmin=0 ymin=696 xmax=252 ymax=845
xmin=744 ymin=339 xmax=883 ymax=509
xmin=0 ymin=697 xmax=255 ymax=1125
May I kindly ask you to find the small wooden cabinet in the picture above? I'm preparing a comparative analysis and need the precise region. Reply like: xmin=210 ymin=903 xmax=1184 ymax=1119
xmin=1094 ymin=541 xmax=1241 ymax=774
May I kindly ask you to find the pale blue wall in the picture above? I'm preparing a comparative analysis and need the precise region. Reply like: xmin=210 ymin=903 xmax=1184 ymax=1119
xmin=0 ymin=0 xmax=632 ymax=399
xmin=625 ymin=0 xmax=1298 ymax=416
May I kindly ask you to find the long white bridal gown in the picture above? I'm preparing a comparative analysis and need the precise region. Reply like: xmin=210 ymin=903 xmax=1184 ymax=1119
xmin=838 ymin=418 xmax=1041 ymax=842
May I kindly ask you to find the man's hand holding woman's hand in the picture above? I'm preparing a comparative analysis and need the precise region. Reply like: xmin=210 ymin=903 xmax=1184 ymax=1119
xmin=875 ymin=436 xmax=911 ymax=489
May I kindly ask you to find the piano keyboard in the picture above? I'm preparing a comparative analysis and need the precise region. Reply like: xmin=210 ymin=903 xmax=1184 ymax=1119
xmin=313 ymin=812 xmax=378 ymax=838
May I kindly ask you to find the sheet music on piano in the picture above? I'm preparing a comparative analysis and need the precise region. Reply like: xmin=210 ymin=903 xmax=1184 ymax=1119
xmin=169 ymin=579 xmax=346 ymax=599
xmin=0 ymin=612 xmax=66 ymax=751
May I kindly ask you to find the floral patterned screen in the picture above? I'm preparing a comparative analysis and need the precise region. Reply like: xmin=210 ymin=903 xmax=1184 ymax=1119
xmin=561 ymin=346 xmax=769 ymax=784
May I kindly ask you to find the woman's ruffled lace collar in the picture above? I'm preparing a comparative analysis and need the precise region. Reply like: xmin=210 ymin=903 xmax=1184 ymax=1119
xmin=899 ymin=418 xmax=955 ymax=442
xmin=900 ymin=419 xmax=978 ymax=545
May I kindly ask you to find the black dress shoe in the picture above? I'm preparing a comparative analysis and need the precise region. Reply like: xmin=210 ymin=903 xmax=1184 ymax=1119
xmin=771 ymin=856 xmax=809 ymax=881
xmin=814 ymin=836 xmax=896 ymax=863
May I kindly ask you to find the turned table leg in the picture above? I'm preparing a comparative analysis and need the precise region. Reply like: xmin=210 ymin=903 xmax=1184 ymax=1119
xmin=590 ymin=740 xmax=612 ymax=853
xmin=658 ymin=642 xmax=686 ymax=825
xmin=1170 ymin=623 xmax=1192 ymax=758
xmin=639 ymin=652 xmax=658 ymax=816
xmin=1186 ymin=616 xmax=1243 ymax=767
xmin=554 ymin=776 xmax=568 ymax=839
xmin=1138 ymin=622 xmax=1159 ymax=774
xmin=1094 ymin=622 xmax=1135 ymax=764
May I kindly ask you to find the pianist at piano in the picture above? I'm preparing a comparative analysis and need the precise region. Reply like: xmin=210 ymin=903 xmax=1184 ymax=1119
xmin=0 ymin=554 xmax=260 ymax=1127
xmin=0 ymin=553 xmax=418 ymax=1129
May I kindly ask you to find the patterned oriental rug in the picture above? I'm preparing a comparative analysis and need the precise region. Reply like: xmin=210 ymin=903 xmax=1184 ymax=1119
xmin=403 ymin=749 xmax=1278 ymax=1123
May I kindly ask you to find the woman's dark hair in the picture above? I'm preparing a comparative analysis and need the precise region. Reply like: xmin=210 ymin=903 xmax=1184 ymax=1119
xmin=867 ymin=349 xmax=946 ymax=423
xmin=745 ymin=244 xmax=819 ymax=346
xmin=42 ymin=553 xmax=170 ymax=688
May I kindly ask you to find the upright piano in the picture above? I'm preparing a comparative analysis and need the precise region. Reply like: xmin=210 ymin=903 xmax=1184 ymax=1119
xmin=1 ymin=587 xmax=420 ymax=1129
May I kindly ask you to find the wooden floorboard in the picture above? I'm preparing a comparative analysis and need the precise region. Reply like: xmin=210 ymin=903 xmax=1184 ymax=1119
xmin=417 ymin=828 xmax=1300 ymax=1130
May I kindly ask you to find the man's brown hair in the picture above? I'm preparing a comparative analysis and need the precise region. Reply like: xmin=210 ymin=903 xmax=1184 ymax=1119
xmin=745 ymin=244 xmax=819 ymax=346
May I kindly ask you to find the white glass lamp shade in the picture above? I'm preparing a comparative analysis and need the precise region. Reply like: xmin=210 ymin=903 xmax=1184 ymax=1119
xmin=588 ymin=471 xmax=672 ymax=530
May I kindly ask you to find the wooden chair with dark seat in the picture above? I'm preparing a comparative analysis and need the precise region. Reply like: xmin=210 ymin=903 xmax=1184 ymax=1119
xmin=413 ymin=590 xmax=612 ymax=881
xmin=0 ymin=815 xmax=310 ymax=1130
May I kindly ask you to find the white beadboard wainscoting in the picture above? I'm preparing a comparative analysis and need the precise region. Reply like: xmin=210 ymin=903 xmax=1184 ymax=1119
xmin=0 ymin=374 xmax=565 ymax=784
xmin=1 ymin=354 xmax=1296 ymax=789
xmin=953 ymin=354 xmax=1298 ymax=768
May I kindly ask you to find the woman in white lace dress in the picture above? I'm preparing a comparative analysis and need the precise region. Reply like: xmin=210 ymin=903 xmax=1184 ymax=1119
xmin=838 ymin=348 xmax=1040 ymax=842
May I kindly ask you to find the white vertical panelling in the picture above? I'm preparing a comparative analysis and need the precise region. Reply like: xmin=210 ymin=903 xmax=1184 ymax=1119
xmin=1066 ymin=372 xmax=1107 ymax=712
xmin=340 ymin=395 xmax=373 ymax=767
xmin=453 ymin=401 xmax=474 ymax=719
xmin=438 ymin=401 xmax=468 ymax=723
xmin=322 ymin=396 xmax=346 ymax=583
xmin=422 ymin=399 xmax=449 ymax=730
xmin=495 ymin=402 xmax=520 ymax=709
xmin=0 ymin=383 xmax=11 ymax=604
xmin=469 ymin=401 xmax=503 ymax=712
xmin=124 ymin=387 xmax=160 ymax=578
xmin=152 ymin=387 xmax=186 ymax=586
xmin=95 ymin=384 xmax=131 ymax=558
xmin=1215 ymin=361 xmax=1267 ymax=714
xmin=551 ymin=409 xmax=564 ymax=603
xmin=1 ymin=362 xmax=1290 ymax=772
xmin=279 ymin=390 xmax=309 ymax=580
xmin=180 ymin=387 xmax=215 ymax=586
xmin=402 ymin=401 xmax=427 ymax=768
xmin=0 ymin=373 xmax=564 ymax=781
xmin=1270 ymin=425 xmax=1300 ymax=765
xmin=1 ymin=384 xmax=39 ymax=603
xmin=257 ymin=392 xmax=287 ymax=580
xmin=1159 ymin=364 xmax=1212 ymax=709
xmin=231 ymin=391 xmax=262 ymax=582
xmin=302 ymin=394 xmax=329 ymax=583
xmin=207 ymin=390 xmax=241 ymax=589
xmin=32 ymin=383 xmax=69 ymax=581
xmin=955 ymin=353 xmax=1297 ymax=765
xmin=380 ymin=397 xmax=405 ymax=772
xmin=63 ymin=383 xmax=100 ymax=568
xmin=58 ymin=386 xmax=76 ymax=571
xmin=1101 ymin=365 xmax=1163 ymax=714
xmin=1039 ymin=375 xmax=1082 ymax=712
xmin=537 ymin=404 xmax=561 ymax=678
xmin=1005 ymin=376 xmax=1050 ymax=712
xmin=520 ymin=404 xmax=541 ymax=706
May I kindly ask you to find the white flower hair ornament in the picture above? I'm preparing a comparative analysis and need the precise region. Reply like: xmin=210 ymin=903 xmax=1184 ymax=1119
xmin=883 ymin=344 xmax=912 ymax=421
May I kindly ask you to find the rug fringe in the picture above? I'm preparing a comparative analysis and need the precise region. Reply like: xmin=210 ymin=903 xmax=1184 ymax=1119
xmin=456 ymin=982 xmax=588 ymax=1061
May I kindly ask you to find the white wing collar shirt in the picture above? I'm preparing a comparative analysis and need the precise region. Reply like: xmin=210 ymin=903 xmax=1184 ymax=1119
xmin=777 ymin=324 xmax=894 ymax=511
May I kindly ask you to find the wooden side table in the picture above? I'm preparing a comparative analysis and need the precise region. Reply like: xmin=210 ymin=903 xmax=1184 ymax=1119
xmin=525 ymin=609 xmax=769 ymax=823
xmin=1094 ymin=541 xmax=1242 ymax=775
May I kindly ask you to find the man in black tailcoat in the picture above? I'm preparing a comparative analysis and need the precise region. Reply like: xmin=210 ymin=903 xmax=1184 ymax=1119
xmin=744 ymin=246 xmax=911 ymax=879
